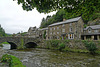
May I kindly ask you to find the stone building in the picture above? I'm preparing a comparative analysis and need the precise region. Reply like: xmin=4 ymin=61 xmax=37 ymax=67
xmin=38 ymin=28 xmax=48 ymax=39
xmin=27 ymin=26 xmax=48 ymax=39
xmin=81 ymin=25 xmax=100 ymax=40
xmin=48 ymin=17 xmax=84 ymax=40
xmin=27 ymin=26 xmax=39 ymax=38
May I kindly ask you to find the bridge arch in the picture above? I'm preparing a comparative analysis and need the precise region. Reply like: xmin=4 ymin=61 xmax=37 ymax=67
xmin=7 ymin=42 xmax=17 ymax=49
xmin=25 ymin=42 xmax=37 ymax=48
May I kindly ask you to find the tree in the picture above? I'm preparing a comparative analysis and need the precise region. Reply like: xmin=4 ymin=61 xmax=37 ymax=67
xmin=15 ymin=0 xmax=100 ymax=25
xmin=14 ymin=0 xmax=95 ymax=13
xmin=0 ymin=25 xmax=6 ymax=37
xmin=40 ymin=9 xmax=66 ymax=28
xmin=43 ymin=30 xmax=46 ymax=39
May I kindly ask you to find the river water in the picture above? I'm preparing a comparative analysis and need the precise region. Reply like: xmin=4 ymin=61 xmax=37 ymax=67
xmin=2 ymin=44 xmax=100 ymax=67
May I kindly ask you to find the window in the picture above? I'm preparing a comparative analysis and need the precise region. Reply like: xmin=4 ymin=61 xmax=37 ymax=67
xmin=88 ymin=28 xmax=91 ymax=33
xmin=68 ymin=34 xmax=74 ymax=39
xmin=57 ymin=36 xmax=59 ymax=39
xmin=70 ymin=23 xmax=72 ymax=26
xmin=69 ymin=28 xmax=72 ymax=32
xmin=50 ymin=32 xmax=52 ymax=35
xmin=54 ymin=27 xmax=55 ymax=30
xmin=57 ymin=27 xmax=59 ymax=30
xmin=95 ymin=30 xmax=98 ymax=33
xmin=53 ymin=32 xmax=55 ymax=35
xmin=62 ymin=24 xmax=65 ymax=27
xmin=62 ymin=29 xmax=65 ymax=32
xmin=79 ymin=34 xmax=81 ymax=38
xmin=57 ymin=32 xmax=59 ymax=34
xmin=81 ymin=28 xmax=83 ymax=32
xmin=50 ymin=28 xmax=52 ymax=31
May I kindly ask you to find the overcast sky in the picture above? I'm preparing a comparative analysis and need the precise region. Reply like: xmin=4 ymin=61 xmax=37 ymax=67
xmin=0 ymin=0 xmax=56 ymax=34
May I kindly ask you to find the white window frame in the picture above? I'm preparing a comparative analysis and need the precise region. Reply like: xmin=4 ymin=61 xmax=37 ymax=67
xmin=50 ymin=28 xmax=52 ymax=31
xmin=68 ymin=34 xmax=74 ymax=39
xmin=88 ymin=28 xmax=91 ymax=33
xmin=57 ymin=27 xmax=59 ymax=30
xmin=69 ymin=28 xmax=72 ymax=32
xmin=70 ymin=23 xmax=72 ymax=26
xmin=62 ymin=29 xmax=65 ymax=32
xmin=62 ymin=24 xmax=65 ymax=27
xmin=95 ymin=30 xmax=98 ymax=33
xmin=57 ymin=32 xmax=59 ymax=34
xmin=54 ymin=27 xmax=55 ymax=30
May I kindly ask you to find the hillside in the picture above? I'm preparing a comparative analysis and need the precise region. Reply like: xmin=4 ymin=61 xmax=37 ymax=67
xmin=40 ymin=0 xmax=100 ymax=28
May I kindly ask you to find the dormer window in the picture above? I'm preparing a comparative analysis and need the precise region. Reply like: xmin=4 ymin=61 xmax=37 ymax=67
xmin=88 ymin=28 xmax=91 ymax=33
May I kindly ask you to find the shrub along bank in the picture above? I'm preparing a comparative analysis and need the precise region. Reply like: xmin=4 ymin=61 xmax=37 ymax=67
xmin=1 ymin=54 xmax=26 ymax=67
xmin=38 ymin=40 xmax=100 ymax=54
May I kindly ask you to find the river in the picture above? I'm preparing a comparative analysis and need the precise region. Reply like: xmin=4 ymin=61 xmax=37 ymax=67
xmin=1 ymin=44 xmax=100 ymax=67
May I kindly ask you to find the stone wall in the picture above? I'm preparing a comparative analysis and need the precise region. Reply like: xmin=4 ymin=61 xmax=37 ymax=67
xmin=38 ymin=40 xmax=100 ymax=50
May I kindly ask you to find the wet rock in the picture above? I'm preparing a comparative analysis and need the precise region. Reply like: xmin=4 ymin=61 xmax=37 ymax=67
xmin=0 ymin=48 xmax=4 ymax=58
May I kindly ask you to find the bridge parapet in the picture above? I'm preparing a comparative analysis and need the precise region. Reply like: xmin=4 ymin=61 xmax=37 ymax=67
xmin=0 ymin=37 xmax=41 ymax=49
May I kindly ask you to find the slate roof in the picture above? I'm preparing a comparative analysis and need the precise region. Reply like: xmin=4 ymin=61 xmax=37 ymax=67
xmin=84 ymin=25 xmax=100 ymax=30
xmin=49 ymin=17 xmax=81 ymax=27
xmin=82 ymin=33 xmax=100 ymax=35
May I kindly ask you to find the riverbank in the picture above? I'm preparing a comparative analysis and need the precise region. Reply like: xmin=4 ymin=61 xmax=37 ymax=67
xmin=38 ymin=40 xmax=100 ymax=54
xmin=0 ymin=48 xmax=25 ymax=67
xmin=1 ymin=46 xmax=100 ymax=67
xmin=0 ymin=48 xmax=9 ymax=67
xmin=3 ymin=48 xmax=100 ymax=67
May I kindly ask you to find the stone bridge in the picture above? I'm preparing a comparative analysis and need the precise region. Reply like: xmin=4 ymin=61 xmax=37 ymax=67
xmin=0 ymin=37 xmax=41 ymax=49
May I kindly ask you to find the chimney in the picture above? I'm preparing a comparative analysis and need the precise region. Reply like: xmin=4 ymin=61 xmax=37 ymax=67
xmin=63 ymin=18 xmax=66 ymax=21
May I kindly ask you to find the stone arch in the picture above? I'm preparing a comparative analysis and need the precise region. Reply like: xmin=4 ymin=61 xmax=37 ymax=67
xmin=25 ymin=42 xmax=37 ymax=48
xmin=7 ymin=42 xmax=17 ymax=49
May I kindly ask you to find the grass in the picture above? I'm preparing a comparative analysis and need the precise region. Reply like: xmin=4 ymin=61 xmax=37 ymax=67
xmin=0 ymin=42 xmax=9 ymax=47
xmin=1 ymin=54 xmax=26 ymax=67
xmin=1 ymin=42 xmax=9 ymax=44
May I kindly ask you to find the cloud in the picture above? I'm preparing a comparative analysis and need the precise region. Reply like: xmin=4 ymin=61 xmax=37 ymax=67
xmin=0 ymin=0 xmax=56 ymax=34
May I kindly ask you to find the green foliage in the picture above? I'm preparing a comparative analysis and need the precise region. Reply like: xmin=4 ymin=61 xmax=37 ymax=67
xmin=58 ymin=43 xmax=65 ymax=51
xmin=15 ymin=0 xmax=100 ymax=27
xmin=18 ymin=38 xmax=24 ymax=49
xmin=2 ymin=42 xmax=9 ymax=44
xmin=84 ymin=24 xmax=88 ymax=28
xmin=0 ymin=25 xmax=6 ymax=37
xmin=63 ymin=47 xmax=71 ymax=52
xmin=0 ymin=44 xmax=3 ymax=47
xmin=43 ymin=30 xmax=46 ymax=39
xmin=40 ymin=9 xmax=66 ymax=28
xmin=63 ymin=40 xmax=70 ymax=43
xmin=15 ymin=0 xmax=100 ymax=14
xmin=1 ymin=54 xmax=26 ymax=67
xmin=84 ymin=41 xmax=97 ymax=54
xmin=50 ymin=40 xmax=59 ymax=48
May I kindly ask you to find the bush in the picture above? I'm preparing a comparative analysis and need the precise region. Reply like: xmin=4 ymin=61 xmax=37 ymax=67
xmin=84 ymin=41 xmax=97 ymax=54
xmin=58 ymin=43 xmax=65 ymax=51
xmin=0 ymin=44 xmax=3 ymax=47
xmin=1 ymin=54 xmax=26 ymax=67
xmin=63 ymin=46 xmax=70 ymax=51
xmin=50 ymin=40 xmax=59 ymax=47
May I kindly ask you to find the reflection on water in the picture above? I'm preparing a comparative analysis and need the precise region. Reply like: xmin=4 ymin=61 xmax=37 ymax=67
xmin=3 ymin=44 xmax=10 ymax=49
